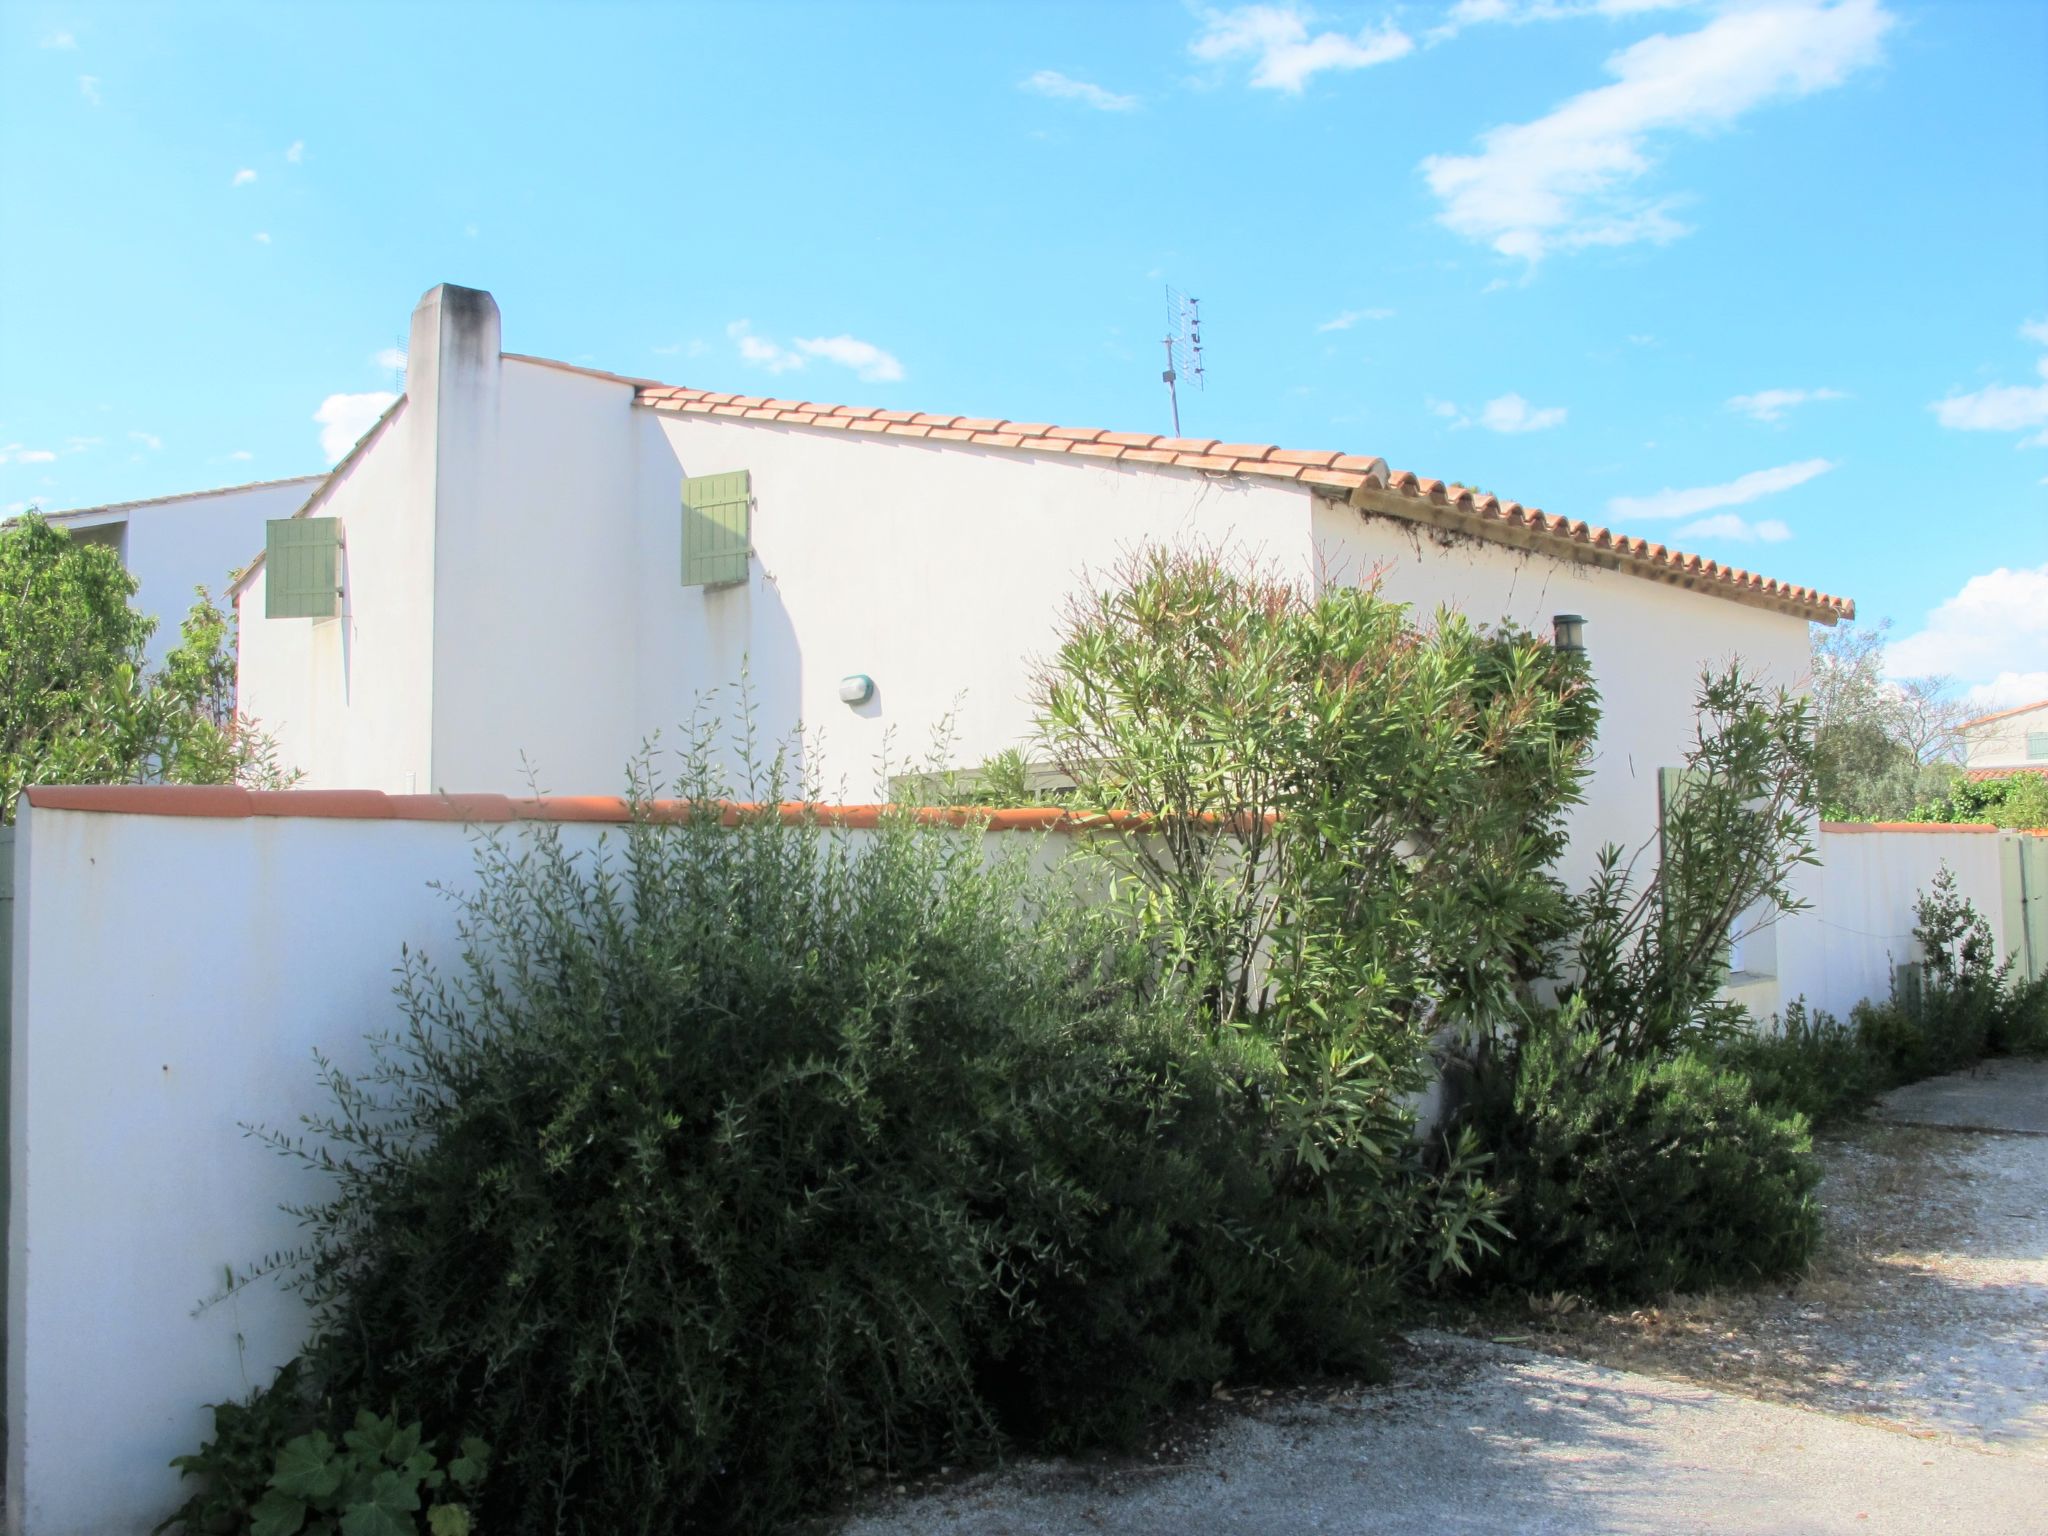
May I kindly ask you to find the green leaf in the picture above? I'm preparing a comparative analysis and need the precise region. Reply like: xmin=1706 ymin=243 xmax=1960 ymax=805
xmin=426 ymin=1506 xmax=472 ymax=1536
xmin=447 ymin=1439 xmax=490 ymax=1490
xmin=343 ymin=1409 xmax=400 ymax=1463
xmin=251 ymin=1489 xmax=310 ymax=1536
xmin=338 ymin=1468 xmax=424 ymax=1536
xmin=272 ymin=1432 xmax=344 ymax=1501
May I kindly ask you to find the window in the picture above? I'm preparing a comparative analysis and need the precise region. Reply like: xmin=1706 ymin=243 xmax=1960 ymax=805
xmin=2028 ymin=731 xmax=2048 ymax=761
xmin=682 ymin=470 xmax=751 ymax=587
xmin=265 ymin=517 xmax=342 ymax=619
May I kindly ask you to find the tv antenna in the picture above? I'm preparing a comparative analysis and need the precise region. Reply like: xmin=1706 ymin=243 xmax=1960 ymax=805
xmin=1161 ymin=284 xmax=1204 ymax=436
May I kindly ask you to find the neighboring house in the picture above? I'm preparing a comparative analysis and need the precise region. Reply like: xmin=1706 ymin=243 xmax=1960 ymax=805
xmin=1959 ymin=698 xmax=2048 ymax=780
xmin=229 ymin=284 xmax=1855 ymax=1011
xmin=30 ymin=476 xmax=323 ymax=669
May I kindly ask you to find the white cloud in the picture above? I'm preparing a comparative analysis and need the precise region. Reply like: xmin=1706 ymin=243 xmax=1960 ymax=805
xmin=1191 ymin=4 xmax=1413 ymax=93
xmin=1962 ymin=671 xmax=2048 ymax=711
xmin=1608 ymin=456 xmax=1834 ymax=521
xmin=1931 ymin=318 xmax=2048 ymax=448
xmin=1480 ymin=392 xmax=1567 ymax=433
xmin=1889 ymin=564 xmax=2048 ymax=691
xmin=229 ymin=450 xmax=254 ymax=462
xmin=40 ymin=30 xmax=77 ymax=48
xmin=726 ymin=321 xmax=805 ymax=375
xmin=729 ymin=322 xmax=905 ymax=383
xmin=652 ymin=339 xmax=709 ymax=358
xmin=286 ymin=140 xmax=304 ymax=163
xmin=78 ymin=75 xmax=100 ymax=106
xmin=129 ymin=431 xmax=162 ymax=450
xmin=233 ymin=168 xmax=257 ymax=187
xmin=373 ymin=346 xmax=408 ymax=372
xmin=1427 ymin=397 xmax=1469 ymax=428
xmin=794 ymin=334 xmax=907 ymax=383
xmin=1674 ymin=512 xmax=1794 ymax=542
xmin=1021 ymin=70 xmax=1137 ymax=111
xmin=1317 ymin=307 xmax=1395 ymax=331
xmin=313 ymin=390 xmax=397 ymax=464
xmin=1726 ymin=386 xmax=1847 ymax=423
xmin=253 ymin=231 xmax=271 ymax=244
xmin=16 ymin=450 xmax=56 ymax=464
xmin=1438 ymin=0 xmax=1691 ymax=34
xmin=64 ymin=436 xmax=102 ymax=452
xmin=1421 ymin=0 xmax=1893 ymax=263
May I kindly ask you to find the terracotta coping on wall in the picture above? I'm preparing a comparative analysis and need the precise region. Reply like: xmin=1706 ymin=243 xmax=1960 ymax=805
xmin=20 ymin=784 xmax=1276 ymax=832
xmin=1821 ymin=820 xmax=2048 ymax=836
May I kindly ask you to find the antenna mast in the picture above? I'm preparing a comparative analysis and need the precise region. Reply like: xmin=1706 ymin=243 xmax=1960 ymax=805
xmin=1162 ymin=284 xmax=1204 ymax=436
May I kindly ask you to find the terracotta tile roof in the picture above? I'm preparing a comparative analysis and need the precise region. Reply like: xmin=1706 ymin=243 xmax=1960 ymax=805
xmin=1963 ymin=764 xmax=2048 ymax=781
xmin=635 ymin=380 xmax=1856 ymax=624
xmin=1959 ymin=697 xmax=2048 ymax=730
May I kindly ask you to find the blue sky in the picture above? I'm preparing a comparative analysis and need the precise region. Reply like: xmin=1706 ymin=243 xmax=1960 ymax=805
xmin=4 ymin=0 xmax=2044 ymax=702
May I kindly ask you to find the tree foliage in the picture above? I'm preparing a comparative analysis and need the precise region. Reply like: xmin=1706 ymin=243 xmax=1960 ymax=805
xmin=1809 ymin=620 xmax=1965 ymax=820
xmin=0 ymin=511 xmax=293 ymax=817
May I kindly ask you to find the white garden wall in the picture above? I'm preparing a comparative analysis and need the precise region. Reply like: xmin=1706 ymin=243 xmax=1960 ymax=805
xmin=1801 ymin=823 xmax=2043 ymax=1021
xmin=1 ymin=789 xmax=1083 ymax=1536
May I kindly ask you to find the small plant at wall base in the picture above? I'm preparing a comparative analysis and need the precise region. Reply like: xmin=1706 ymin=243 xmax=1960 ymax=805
xmin=1719 ymin=867 xmax=2048 ymax=1127
xmin=155 ymin=1360 xmax=488 ymax=1536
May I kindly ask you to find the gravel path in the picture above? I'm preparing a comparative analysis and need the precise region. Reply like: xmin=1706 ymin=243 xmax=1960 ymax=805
xmin=839 ymin=1335 xmax=2043 ymax=1535
xmin=1524 ymin=1061 xmax=2048 ymax=1453
xmin=837 ymin=1061 xmax=2048 ymax=1533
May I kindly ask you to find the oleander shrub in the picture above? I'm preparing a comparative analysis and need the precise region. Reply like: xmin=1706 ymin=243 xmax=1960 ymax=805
xmin=236 ymin=731 xmax=1437 ymax=1534
xmin=1471 ymin=1009 xmax=1822 ymax=1297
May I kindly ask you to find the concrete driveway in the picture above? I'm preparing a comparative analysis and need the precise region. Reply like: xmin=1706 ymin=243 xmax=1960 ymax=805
xmin=843 ymin=1060 xmax=2048 ymax=1535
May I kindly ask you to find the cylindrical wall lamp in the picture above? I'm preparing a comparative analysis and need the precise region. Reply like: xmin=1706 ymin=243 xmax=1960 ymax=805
xmin=1552 ymin=613 xmax=1588 ymax=654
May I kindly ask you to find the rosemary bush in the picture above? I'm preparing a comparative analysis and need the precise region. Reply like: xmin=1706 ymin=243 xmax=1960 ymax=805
xmin=250 ymin=730 xmax=1405 ymax=1532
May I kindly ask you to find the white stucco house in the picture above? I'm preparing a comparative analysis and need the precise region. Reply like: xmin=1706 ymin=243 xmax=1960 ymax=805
xmin=1959 ymin=697 xmax=2048 ymax=780
xmin=27 ymin=476 xmax=322 ymax=669
xmin=223 ymin=282 xmax=1854 ymax=1008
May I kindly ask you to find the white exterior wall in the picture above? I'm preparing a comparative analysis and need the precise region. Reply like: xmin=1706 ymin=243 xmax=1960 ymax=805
xmin=429 ymin=360 xmax=642 ymax=793
xmin=1804 ymin=825 xmax=2024 ymax=1020
xmin=1963 ymin=700 xmax=2048 ymax=769
xmin=634 ymin=409 xmax=1315 ymax=796
xmin=236 ymin=401 xmax=436 ymax=793
xmin=42 ymin=477 xmax=320 ymax=669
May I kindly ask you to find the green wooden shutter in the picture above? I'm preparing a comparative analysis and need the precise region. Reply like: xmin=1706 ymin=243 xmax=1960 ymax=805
xmin=2026 ymin=731 xmax=2048 ymax=761
xmin=1659 ymin=765 xmax=1732 ymax=979
xmin=682 ymin=470 xmax=751 ymax=588
xmin=265 ymin=517 xmax=342 ymax=619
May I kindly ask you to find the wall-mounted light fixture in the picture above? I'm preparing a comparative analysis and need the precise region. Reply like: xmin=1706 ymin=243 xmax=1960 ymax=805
xmin=838 ymin=674 xmax=875 ymax=705
xmin=1552 ymin=613 xmax=1587 ymax=654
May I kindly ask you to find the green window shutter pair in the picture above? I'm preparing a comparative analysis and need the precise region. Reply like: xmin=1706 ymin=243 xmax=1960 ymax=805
xmin=265 ymin=517 xmax=342 ymax=619
xmin=2027 ymin=732 xmax=2048 ymax=761
xmin=682 ymin=470 xmax=752 ymax=588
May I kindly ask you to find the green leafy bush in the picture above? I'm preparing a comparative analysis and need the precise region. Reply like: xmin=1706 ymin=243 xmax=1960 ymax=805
xmin=1712 ymin=1000 xmax=1887 ymax=1129
xmin=238 ymin=730 xmax=1442 ymax=1533
xmin=1472 ymin=1010 xmax=1822 ymax=1297
xmin=158 ymin=1368 xmax=486 ymax=1536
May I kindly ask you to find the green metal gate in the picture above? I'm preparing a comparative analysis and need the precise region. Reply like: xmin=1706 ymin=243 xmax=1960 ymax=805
xmin=2003 ymin=834 xmax=2048 ymax=983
